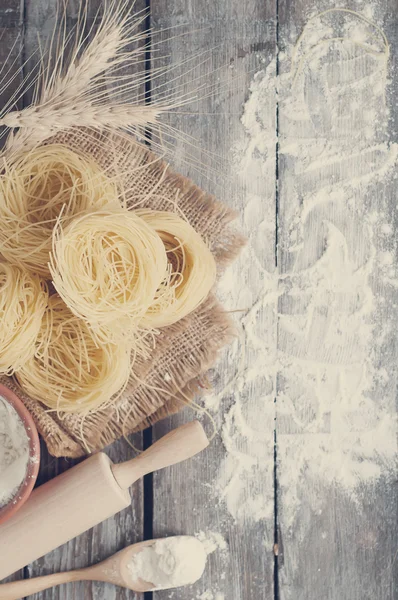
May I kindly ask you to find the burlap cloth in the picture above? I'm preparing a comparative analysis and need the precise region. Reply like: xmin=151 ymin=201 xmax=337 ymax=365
xmin=0 ymin=129 xmax=244 ymax=458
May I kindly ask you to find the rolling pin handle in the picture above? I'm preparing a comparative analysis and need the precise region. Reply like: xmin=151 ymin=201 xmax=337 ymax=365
xmin=111 ymin=421 xmax=209 ymax=489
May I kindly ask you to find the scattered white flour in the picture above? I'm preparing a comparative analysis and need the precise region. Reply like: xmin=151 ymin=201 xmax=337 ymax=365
xmin=193 ymin=531 xmax=228 ymax=598
xmin=212 ymin=8 xmax=398 ymax=527
xmin=127 ymin=536 xmax=207 ymax=590
xmin=197 ymin=591 xmax=215 ymax=600
xmin=0 ymin=396 xmax=30 ymax=508
xmin=207 ymin=57 xmax=278 ymax=524
xmin=197 ymin=591 xmax=225 ymax=600
xmin=196 ymin=531 xmax=228 ymax=555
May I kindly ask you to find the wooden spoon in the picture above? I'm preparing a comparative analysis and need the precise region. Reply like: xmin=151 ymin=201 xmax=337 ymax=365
xmin=0 ymin=536 xmax=203 ymax=599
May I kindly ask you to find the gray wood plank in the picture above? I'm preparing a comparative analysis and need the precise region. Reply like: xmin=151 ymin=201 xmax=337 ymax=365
xmin=276 ymin=2 xmax=398 ymax=599
xmin=150 ymin=2 xmax=277 ymax=599
xmin=25 ymin=439 xmax=144 ymax=600
xmin=0 ymin=5 xmax=24 ymax=591
xmin=0 ymin=0 xmax=24 ymax=151
xmin=20 ymin=1 xmax=146 ymax=599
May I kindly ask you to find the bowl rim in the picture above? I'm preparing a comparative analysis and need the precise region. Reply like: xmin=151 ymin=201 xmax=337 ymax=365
xmin=0 ymin=383 xmax=40 ymax=525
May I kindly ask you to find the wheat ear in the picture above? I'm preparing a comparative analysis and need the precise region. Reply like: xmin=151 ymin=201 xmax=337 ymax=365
xmin=39 ymin=0 xmax=148 ymax=104
xmin=1 ymin=103 xmax=164 ymax=129
xmin=1 ymin=1 xmax=179 ymax=155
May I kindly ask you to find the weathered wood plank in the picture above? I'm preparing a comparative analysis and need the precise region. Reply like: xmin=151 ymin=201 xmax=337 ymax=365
xmin=0 ymin=0 xmax=24 ymax=152
xmin=20 ymin=2 xmax=146 ymax=599
xmin=276 ymin=2 xmax=398 ymax=599
xmin=3 ymin=2 xmax=396 ymax=600
xmin=0 ymin=4 xmax=24 ymax=590
xmin=150 ymin=2 xmax=277 ymax=599
xmin=24 ymin=439 xmax=144 ymax=600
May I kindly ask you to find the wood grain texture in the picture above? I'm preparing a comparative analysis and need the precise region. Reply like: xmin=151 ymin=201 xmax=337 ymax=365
xmin=23 ymin=440 xmax=143 ymax=600
xmin=150 ymin=2 xmax=277 ymax=599
xmin=20 ymin=2 xmax=146 ymax=599
xmin=0 ymin=0 xmax=23 ymax=151
xmin=0 ymin=1 xmax=396 ymax=600
xmin=276 ymin=2 xmax=398 ymax=599
xmin=0 ymin=3 xmax=23 ymax=590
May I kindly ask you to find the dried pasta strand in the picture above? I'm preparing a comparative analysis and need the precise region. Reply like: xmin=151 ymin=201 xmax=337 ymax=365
xmin=15 ymin=295 xmax=132 ymax=414
xmin=0 ymin=144 xmax=120 ymax=277
xmin=50 ymin=207 xmax=168 ymax=343
xmin=0 ymin=263 xmax=48 ymax=375
xmin=138 ymin=210 xmax=217 ymax=328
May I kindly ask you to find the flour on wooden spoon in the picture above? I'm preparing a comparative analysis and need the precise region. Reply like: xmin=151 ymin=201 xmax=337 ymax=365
xmin=127 ymin=536 xmax=207 ymax=590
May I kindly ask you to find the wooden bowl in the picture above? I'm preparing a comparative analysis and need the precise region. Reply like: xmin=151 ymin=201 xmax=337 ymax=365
xmin=0 ymin=383 xmax=40 ymax=525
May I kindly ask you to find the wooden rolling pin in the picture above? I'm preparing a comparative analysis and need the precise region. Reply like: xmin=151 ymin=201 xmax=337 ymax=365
xmin=0 ymin=421 xmax=208 ymax=581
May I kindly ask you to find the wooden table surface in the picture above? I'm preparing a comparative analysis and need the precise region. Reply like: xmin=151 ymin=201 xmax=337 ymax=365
xmin=1 ymin=1 xmax=397 ymax=599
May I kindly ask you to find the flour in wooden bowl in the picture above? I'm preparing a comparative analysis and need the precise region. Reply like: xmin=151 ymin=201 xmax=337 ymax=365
xmin=0 ymin=396 xmax=30 ymax=508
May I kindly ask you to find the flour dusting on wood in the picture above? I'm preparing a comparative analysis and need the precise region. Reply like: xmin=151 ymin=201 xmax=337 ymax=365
xmin=208 ymin=59 xmax=277 ymax=523
xmin=211 ymin=8 xmax=397 ymax=527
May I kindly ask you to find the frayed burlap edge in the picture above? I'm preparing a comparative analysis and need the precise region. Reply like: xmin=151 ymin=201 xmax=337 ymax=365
xmin=92 ymin=296 xmax=236 ymax=452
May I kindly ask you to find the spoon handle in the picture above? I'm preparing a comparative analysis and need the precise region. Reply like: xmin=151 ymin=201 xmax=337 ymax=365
xmin=112 ymin=420 xmax=209 ymax=488
xmin=0 ymin=571 xmax=82 ymax=600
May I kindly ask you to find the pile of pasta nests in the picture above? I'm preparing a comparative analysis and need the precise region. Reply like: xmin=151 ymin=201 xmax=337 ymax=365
xmin=0 ymin=144 xmax=216 ymax=414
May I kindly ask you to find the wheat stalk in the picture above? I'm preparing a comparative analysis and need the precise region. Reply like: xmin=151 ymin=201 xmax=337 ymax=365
xmin=41 ymin=23 xmax=123 ymax=104
xmin=0 ymin=103 xmax=163 ymax=130
xmin=39 ymin=1 xmax=148 ymax=104
xmin=2 ymin=1 xmax=169 ymax=155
